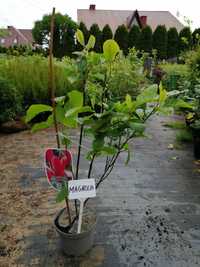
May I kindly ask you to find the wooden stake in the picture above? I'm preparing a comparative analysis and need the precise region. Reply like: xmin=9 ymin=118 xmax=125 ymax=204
xmin=49 ymin=7 xmax=72 ymax=224
xmin=49 ymin=7 xmax=60 ymax=148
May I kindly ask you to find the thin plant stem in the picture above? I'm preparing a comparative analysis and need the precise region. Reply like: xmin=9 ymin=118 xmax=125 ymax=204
xmin=65 ymin=198 xmax=72 ymax=224
xmin=75 ymin=62 xmax=87 ymax=180
xmin=75 ymin=124 xmax=84 ymax=180
xmin=88 ymin=153 xmax=96 ymax=178
xmin=74 ymin=62 xmax=88 ymax=218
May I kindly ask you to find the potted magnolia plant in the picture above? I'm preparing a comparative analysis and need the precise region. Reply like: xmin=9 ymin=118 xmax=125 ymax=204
xmin=25 ymin=30 xmax=169 ymax=256
xmin=175 ymin=85 xmax=200 ymax=159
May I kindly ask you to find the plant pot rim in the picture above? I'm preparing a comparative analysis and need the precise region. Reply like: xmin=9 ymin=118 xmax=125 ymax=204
xmin=54 ymin=207 xmax=97 ymax=238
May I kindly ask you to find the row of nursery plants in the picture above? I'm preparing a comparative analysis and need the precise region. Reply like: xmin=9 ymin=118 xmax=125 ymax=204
xmin=0 ymin=48 xmax=146 ymax=125
xmin=25 ymin=30 xmax=176 ymax=255
xmin=164 ymin=47 xmax=200 ymax=158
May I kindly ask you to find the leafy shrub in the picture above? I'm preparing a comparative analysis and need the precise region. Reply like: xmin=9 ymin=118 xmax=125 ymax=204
xmin=192 ymin=28 xmax=200 ymax=47
xmin=128 ymin=25 xmax=140 ymax=50
xmin=108 ymin=49 xmax=146 ymax=99
xmin=77 ymin=22 xmax=89 ymax=50
xmin=89 ymin=24 xmax=102 ymax=53
xmin=167 ymin=28 xmax=179 ymax=58
xmin=186 ymin=47 xmax=200 ymax=75
xmin=159 ymin=63 xmax=189 ymax=91
xmin=163 ymin=121 xmax=186 ymax=129
xmin=114 ymin=25 xmax=129 ymax=55
xmin=0 ymin=55 xmax=74 ymax=108
xmin=137 ymin=26 xmax=153 ymax=53
xmin=176 ymin=129 xmax=193 ymax=143
xmin=153 ymin=25 xmax=167 ymax=59
xmin=86 ymin=48 xmax=146 ymax=102
xmin=160 ymin=63 xmax=189 ymax=77
xmin=102 ymin=24 xmax=113 ymax=44
xmin=0 ymin=76 xmax=22 ymax=124
xmin=183 ymin=47 xmax=200 ymax=96
xmin=179 ymin=27 xmax=192 ymax=53
xmin=0 ymin=45 xmax=47 ymax=57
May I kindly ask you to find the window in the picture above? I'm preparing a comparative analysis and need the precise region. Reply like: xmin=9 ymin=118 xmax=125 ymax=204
xmin=13 ymin=38 xmax=17 ymax=44
xmin=0 ymin=38 xmax=5 ymax=44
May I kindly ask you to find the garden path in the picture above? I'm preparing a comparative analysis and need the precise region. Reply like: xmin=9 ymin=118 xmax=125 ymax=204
xmin=0 ymin=114 xmax=200 ymax=267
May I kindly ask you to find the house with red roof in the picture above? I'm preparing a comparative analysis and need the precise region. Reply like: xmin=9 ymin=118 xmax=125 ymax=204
xmin=77 ymin=5 xmax=184 ymax=33
xmin=0 ymin=26 xmax=33 ymax=48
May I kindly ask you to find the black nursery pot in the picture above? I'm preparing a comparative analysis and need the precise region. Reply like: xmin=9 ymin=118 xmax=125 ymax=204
xmin=54 ymin=208 xmax=96 ymax=256
xmin=192 ymin=129 xmax=200 ymax=159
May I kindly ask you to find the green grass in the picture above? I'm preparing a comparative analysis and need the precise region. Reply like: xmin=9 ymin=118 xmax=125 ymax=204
xmin=0 ymin=55 xmax=73 ymax=106
xmin=176 ymin=129 xmax=193 ymax=143
xmin=163 ymin=121 xmax=186 ymax=129
xmin=159 ymin=63 xmax=189 ymax=77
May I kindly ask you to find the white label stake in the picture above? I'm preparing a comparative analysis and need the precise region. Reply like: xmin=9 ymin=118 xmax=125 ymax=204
xmin=68 ymin=179 xmax=96 ymax=234
xmin=77 ymin=199 xmax=84 ymax=234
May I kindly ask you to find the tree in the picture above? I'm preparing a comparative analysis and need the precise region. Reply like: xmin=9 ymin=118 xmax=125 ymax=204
xmin=114 ymin=25 xmax=129 ymax=55
xmin=0 ymin=28 xmax=8 ymax=37
xmin=128 ymin=25 xmax=140 ymax=50
xmin=178 ymin=27 xmax=192 ymax=53
xmin=153 ymin=25 xmax=167 ymax=59
xmin=137 ymin=26 xmax=153 ymax=53
xmin=76 ymin=22 xmax=89 ymax=50
xmin=102 ymin=24 xmax=113 ymax=44
xmin=167 ymin=27 xmax=179 ymax=58
xmin=89 ymin=24 xmax=102 ymax=52
xmin=192 ymin=28 xmax=200 ymax=47
xmin=32 ymin=13 xmax=77 ymax=58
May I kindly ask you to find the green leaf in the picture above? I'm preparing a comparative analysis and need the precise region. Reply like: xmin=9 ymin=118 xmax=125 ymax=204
xmin=64 ymin=117 xmax=77 ymax=128
xmin=125 ymin=94 xmax=134 ymax=109
xmin=59 ymin=132 xmax=71 ymax=147
xmin=101 ymin=146 xmax=117 ymax=155
xmin=125 ymin=148 xmax=131 ymax=165
xmin=86 ymin=151 xmax=95 ymax=160
xmin=159 ymin=83 xmax=167 ymax=103
xmin=67 ymin=75 xmax=78 ymax=84
xmin=123 ymin=143 xmax=131 ymax=165
xmin=55 ymin=105 xmax=65 ymax=124
xmin=55 ymin=96 xmax=66 ymax=103
xmin=167 ymin=90 xmax=182 ymax=97
xmin=136 ymin=85 xmax=158 ymax=107
xmin=31 ymin=114 xmax=53 ymax=133
xmin=65 ymin=106 xmax=91 ymax=118
xmin=103 ymin=39 xmax=120 ymax=62
xmin=56 ymin=182 xmax=68 ymax=203
xmin=86 ymin=35 xmax=95 ymax=50
xmin=75 ymin=29 xmax=85 ymax=46
xmin=92 ymin=136 xmax=105 ymax=152
xmin=25 ymin=104 xmax=52 ymax=123
xmin=129 ymin=122 xmax=145 ymax=135
xmin=175 ymin=99 xmax=194 ymax=110
xmin=67 ymin=90 xmax=83 ymax=108
xmin=159 ymin=89 xmax=167 ymax=103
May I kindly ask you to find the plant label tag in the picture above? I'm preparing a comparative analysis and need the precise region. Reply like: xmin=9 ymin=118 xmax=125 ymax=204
xmin=68 ymin=179 xmax=96 ymax=200
xmin=44 ymin=148 xmax=73 ymax=191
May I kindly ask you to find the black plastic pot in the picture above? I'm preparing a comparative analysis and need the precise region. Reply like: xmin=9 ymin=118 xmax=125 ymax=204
xmin=54 ymin=208 xmax=96 ymax=256
xmin=193 ymin=135 xmax=200 ymax=159
xmin=192 ymin=127 xmax=200 ymax=159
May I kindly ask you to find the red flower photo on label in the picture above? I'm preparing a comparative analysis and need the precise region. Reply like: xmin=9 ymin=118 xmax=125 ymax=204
xmin=45 ymin=148 xmax=73 ymax=190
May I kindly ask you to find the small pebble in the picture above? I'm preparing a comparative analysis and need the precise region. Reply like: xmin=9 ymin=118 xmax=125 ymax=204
xmin=121 ymin=244 xmax=126 ymax=250
xmin=164 ymin=207 xmax=171 ymax=213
